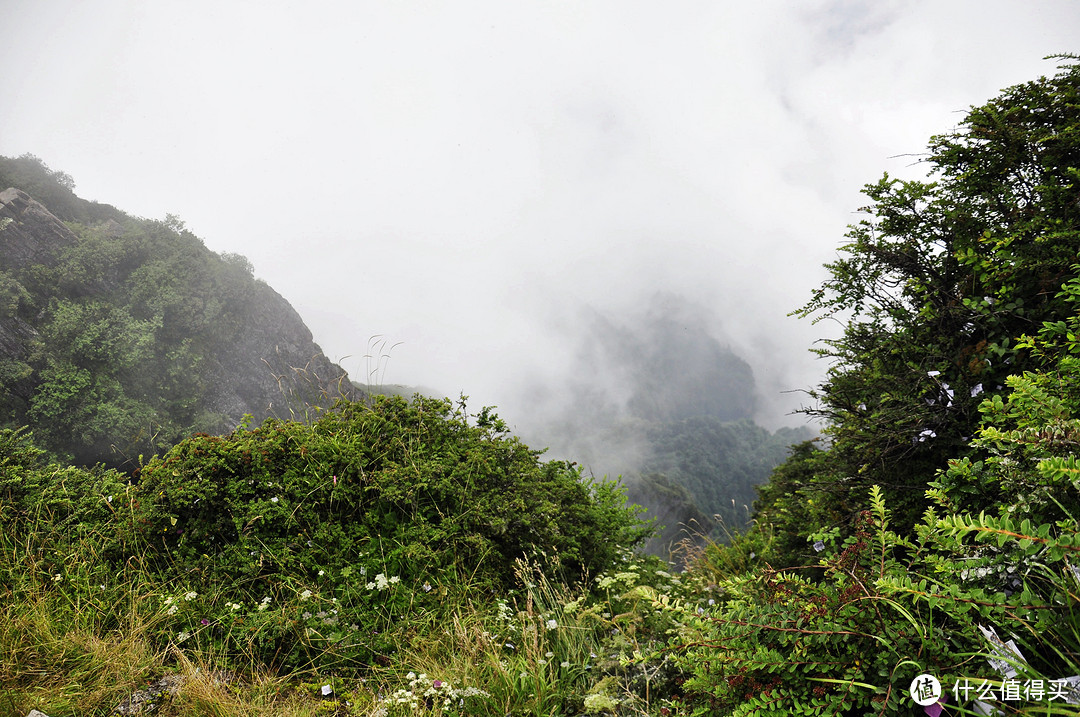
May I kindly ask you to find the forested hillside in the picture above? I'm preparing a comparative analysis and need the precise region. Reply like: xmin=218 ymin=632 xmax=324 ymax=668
xmin=0 ymin=155 xmax=360 ymax=467
xmin=523 ymin=295 xmax=813 ymax=551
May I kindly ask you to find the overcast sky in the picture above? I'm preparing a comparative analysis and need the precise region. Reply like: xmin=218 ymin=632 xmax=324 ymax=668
xmin=2 ymin=1 xmax=1077 ymax=433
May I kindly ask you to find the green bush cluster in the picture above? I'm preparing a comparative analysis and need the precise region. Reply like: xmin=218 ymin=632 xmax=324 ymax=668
xmin=125 ymin=394 xmax=650 ymax=669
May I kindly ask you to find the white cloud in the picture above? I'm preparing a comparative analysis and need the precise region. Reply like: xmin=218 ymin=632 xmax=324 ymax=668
xmin=1 ymin=0 xmax=1077 ymax=433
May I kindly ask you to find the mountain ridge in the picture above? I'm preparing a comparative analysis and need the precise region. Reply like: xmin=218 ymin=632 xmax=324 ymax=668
xmin=0 ymin=155 xmax=361 ymax=468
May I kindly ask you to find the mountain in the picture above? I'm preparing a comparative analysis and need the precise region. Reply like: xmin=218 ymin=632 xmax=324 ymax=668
xmin=0 ymin=154 xmax=361 ymax=468
xmin=516 ymin=294 xmax=813 ymax=554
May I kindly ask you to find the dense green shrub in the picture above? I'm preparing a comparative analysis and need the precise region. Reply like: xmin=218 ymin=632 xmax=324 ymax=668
xmin=0 ymin=426 xmax=130 ymax=545
xmin=126 ymin=395 xmax=651 ymax=668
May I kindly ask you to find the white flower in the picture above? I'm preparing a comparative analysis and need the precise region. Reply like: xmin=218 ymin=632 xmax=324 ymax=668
xmin=184 ymin=591 xmax=198 ymax=601
xmin=52 ymin=574 xmax=62 ymax=583
xmin=389 ymin=575 xmax=400 ymax=584
xmin=300 ymin=589 xmax=313 ymax=600
xmin=270 ymin=497 xmax=279 ymax=503
xmin=545 ymin=619 xmax=558 ymax=630
xmin=177 ymin=630 xmax=191 ymax=643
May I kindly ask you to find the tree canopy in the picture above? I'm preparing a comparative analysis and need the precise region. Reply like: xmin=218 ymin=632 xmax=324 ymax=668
xmin=757 ymin=55 xmax=1080 ymax=548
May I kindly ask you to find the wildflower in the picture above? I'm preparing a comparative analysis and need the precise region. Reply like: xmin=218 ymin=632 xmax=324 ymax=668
xmin=200 ymin=618 xmax=210 ymax=625
xmin=389 ymin=575 xmax=400 ymax=584
xmin=52 ymin=574 xmax=62 ymax=583
xmin=177 ymin=630 xmax=191 ymax=643
xmin=318 ymin=569 xmax=325 ymax=576
xmin=561 ymin=661 xmax=571 ymax=668
xmin=228 ymin=602 xmax=242 ymax=611
xmin=422 ymin=582 xmax=432 ymax=592
xmin=258 ymin=596 xmax=271 ymax=611
xmin=546 ymin=619 xmax=558 ymax=630
xmin=270 ymin=497 xmax=279 ymax=503
xmin=184 ymin=591 xmax=198 ymax=601
xmin=545 ymin=651 xmax=554 ymax=658
xmin=300 ymin=589 xmax=313 ymax=600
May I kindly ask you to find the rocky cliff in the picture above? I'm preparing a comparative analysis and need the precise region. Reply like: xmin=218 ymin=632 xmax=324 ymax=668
xmin=0 ymin=165 xmax=361 ymax=468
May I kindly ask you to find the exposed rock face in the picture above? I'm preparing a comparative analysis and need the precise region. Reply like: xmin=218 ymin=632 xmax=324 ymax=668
xmin=0 ymin=187 xmax=78 ymax=266
xmin=0 ymin=184 xmax=362 ymax=467
xmin=201 ymin=278 xmax=360 ymax=424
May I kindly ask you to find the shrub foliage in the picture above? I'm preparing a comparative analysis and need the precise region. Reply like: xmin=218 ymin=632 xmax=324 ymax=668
xmin=125 ymin=395 xmax=650 ymax=667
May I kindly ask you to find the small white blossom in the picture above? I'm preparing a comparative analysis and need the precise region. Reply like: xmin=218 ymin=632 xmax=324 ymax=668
xmin=545 ymin=619 xmax=558 ymax=630
xmin=184 ymin=591 xmax=198 ymax=601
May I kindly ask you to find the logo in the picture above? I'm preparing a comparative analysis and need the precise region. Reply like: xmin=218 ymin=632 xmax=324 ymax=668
xmin=910 ymin=674 xmax=943 ymax=707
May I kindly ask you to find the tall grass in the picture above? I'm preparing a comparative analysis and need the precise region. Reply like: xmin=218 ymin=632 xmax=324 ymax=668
xmin=0 ymin=488 xmax=694 ymax=717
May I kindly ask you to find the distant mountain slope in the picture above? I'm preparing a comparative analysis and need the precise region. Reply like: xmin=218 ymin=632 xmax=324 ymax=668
xmin=0 ymin=155 xmax=361 ymax=468
xmin=516 ymin=294 xmax=813 ymax=553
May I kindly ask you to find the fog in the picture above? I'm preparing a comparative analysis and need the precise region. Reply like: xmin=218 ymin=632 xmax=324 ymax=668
xmin=2 ymin=1 xmax=1077 ymax=453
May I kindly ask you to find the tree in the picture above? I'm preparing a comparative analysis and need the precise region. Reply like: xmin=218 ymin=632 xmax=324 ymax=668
xmin=764 ymin=56 xmax=1080 ymax=553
